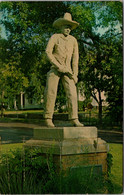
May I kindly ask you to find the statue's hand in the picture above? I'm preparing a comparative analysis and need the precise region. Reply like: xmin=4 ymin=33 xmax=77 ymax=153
xmin=57 ymin=66 xmax=78 ymax=83
xmin=72 ymin=74 xmax=78 ymax=84
xmin=57 ymin=66 xmax=66 ymax=73
xmin=58 ymin=66 xmax=73 ymax=76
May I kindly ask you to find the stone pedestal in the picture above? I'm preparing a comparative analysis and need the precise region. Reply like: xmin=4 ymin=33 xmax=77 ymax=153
xmin=25 ymin=127 xmax=108 ymax=173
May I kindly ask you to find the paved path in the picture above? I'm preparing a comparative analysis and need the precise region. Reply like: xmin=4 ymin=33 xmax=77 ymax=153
xmin=0 ymin=123 xmax=41 ymax=128
xmin=0 ymin=122 xmax=123 ymax=144
xmin=98 ymin=130 xmax=123 ymax=144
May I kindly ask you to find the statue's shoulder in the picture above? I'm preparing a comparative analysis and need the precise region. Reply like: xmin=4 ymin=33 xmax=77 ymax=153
xmin=51 ymin=33 xmax=60 ymax=39
xmin=69 ymin=35 xmax=77 ymax=42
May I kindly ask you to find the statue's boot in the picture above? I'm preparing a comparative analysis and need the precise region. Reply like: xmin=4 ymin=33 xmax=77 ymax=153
xmin=45 ymin=119 xmax=55 ymax=127
xmin=71 ymin=119 xmax=84 ymax=127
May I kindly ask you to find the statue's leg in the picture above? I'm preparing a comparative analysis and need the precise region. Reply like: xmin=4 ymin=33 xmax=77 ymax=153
xmin=62 ymin=75 xmax=84 ymax=126
xmin=62 ymin=75 xmax=78 ymax=120
xmin=44 ymin=69 xmax=60 ymax=119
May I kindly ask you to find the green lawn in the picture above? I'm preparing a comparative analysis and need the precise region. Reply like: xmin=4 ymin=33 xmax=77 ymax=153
xmin=0 ymin=142 xmax=123 ymax=193
xmin=3 ymin=110 xmax=44 ymax=114
xmin=0 ymin=143 xmax=24 ymax=154
xmin=108 ymin=143 xmax=123 ymax=193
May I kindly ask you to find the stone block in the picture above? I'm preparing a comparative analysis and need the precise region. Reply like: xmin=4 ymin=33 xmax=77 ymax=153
xmin=52 ymin=152 xmax=107 ymax=173
xmin=25 ymin=137 xmax=108 ymax=155
xmin=34 ymin=126 xmax=97 ymax=140
xmin=25 ymin=126 xmax=108 ymax=174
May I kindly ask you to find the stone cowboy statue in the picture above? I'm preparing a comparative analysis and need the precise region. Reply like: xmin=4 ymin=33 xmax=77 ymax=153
xmin=44 ymin=13 xmax=84 ymax=127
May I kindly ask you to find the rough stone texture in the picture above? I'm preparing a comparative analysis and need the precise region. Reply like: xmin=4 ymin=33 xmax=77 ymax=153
xmin=52 ymin=152 xmax=107 ymax=173
xmin=26 ymin=137 xmax=107 ymax=155
xmin=25 ymin=126 xmax=108 ymax=173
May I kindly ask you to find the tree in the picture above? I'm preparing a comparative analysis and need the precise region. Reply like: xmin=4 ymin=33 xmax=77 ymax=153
xmin=0 ymin=1 xmax=122 ymax=122
xmin=104 ymin=34 xmax=123 ymax=123
xmin=69 ymin=1 xmax=122 ymax=122
xmin=0 ymin=38 xmax=28 ymax=115
xmin=0 ymin=1 xmax=70 ymax=104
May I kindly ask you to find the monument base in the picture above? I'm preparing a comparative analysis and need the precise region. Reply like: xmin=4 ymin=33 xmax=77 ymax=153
xmin=25 ymin=127 xmax=108 ymax=174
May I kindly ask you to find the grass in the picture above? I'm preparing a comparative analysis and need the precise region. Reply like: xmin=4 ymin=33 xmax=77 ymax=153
xmin=108 ymin=143 xmax=123 ymax=194
xmin=0 ymin=143 xmax=24 ymax=154
xmin=3 ymin=110 xmax=44 ymax=114
xmin=3 ymin=109 xmax=97 ymax=115
xmin=2 ymin=107 xmax=99 ymax=116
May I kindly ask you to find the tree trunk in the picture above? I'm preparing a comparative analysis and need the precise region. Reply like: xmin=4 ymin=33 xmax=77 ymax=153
xmin=98 ymin=101 xmax=102 ymax=122
xmin=98 ymin=90 xmax=102 ymax=126
xmin=91 ymin=89 xmax=103 ymax=126
xmin=1 ymin=91 xmax=4 ymax=118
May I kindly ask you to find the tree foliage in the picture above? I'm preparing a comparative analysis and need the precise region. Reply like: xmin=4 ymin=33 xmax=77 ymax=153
xmin=69 ymin=1 xmax=122 ymax=121
xmin=0 ymin=1 xmax=70 ymax=103
xmin=0 ymin=1 xmax=122 ymax=122
xmin=0 ymin=38 xmax=28 ymax=112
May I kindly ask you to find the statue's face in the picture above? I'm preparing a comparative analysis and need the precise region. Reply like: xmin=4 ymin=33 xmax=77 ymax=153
xmin=61 ymin=25 xmax=71 ymax=36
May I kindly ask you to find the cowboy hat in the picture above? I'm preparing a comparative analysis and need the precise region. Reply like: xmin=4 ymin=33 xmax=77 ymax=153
xmin=53 ymin=13 xmax=79 ymax=30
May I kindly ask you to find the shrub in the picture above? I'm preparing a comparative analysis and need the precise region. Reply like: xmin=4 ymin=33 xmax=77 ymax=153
xmin=0 ymin=147 xmax=56 ymax=194
xmin=0 ymin=146 xmax=114 ymax=194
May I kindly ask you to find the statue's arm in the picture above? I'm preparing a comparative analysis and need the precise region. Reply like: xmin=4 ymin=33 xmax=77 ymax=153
xmin=46 ymin=35 xmax=62 ymax=70
xmin=72 ymin=39 xmax=79 ymax=83
xmin=46 ymin=35 xmax=73 ymax=76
